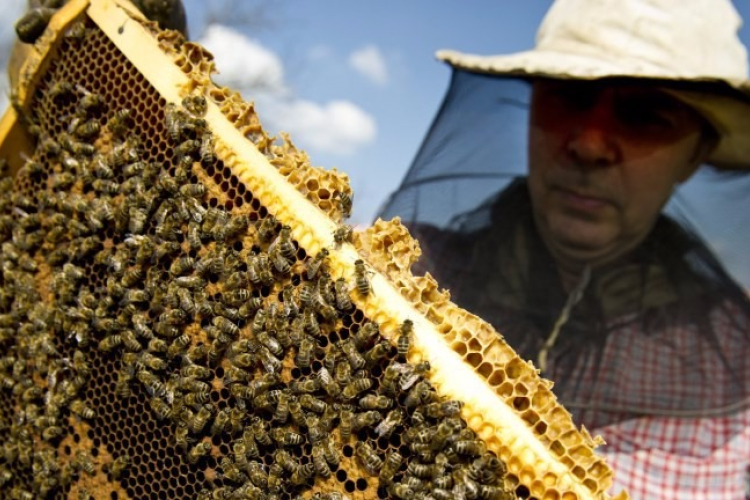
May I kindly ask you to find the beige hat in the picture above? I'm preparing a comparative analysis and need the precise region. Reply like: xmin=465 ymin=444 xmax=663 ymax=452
xmin=437 ymin=0 xmax=750 ymax=169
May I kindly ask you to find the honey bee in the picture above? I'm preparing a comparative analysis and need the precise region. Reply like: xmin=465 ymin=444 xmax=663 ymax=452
xmin=251 ymin=416 xmax=273 ymax=446
xmin=304 ymin=248 xmax=328 ymax=280
xmin=257 ymin=215 xmax=278 ymax=242
xmin=333 ymin=277 xmax=354 ymax=312
xmin=165 ymin=103 xmax=185 ymax=141
xmin=179 ymin=378 xmax=210 ymax=394
xmin=183 ymin=94 xmax=208 ymax=116
xmin=167 ymin=334 xmax=191 ymax=359
xmin=114 ymin=367 xmax=134 ymax=398
xmin=362 ymin=340 xmax=389 ymax=369
xmin=398 ymin=319 xmax=414 ymax=357
xmin=291 ymin=462 xmax=316 ymax=486
xmin=230 ymin=384 xmax=253 ymax=401
xmin=141 ymin=351 xmax=168 ymax=371
xmin=271 ymin=428 xmax=304 ymax=446
xmin=379 ymin=451 xmax=403 ymax=485
xmin=75 ymin=118 xmax=101 ymax=140
xmin=138 ymin=369 xmax=167 ymax=398
xmin=41 ymin=425 xmax=64 ymax=441
xmin=288 ymin=396 xmax=306 ymax=426
xmin=187 ymin=404 xmax=212 ymax=434
xmin=317 ymin=366 xmax=341 ymax=398
xmin=215 ymin=213 xmax=250 ymax=242
xmin=404 ymin=381 xmax=433 ymax=409
xmin=220 ymin=456 xmax=247 ymax=484
xmin=312 ymin=445 xmax=331 ymax=478
xmin=256 ymin=252 xmax=275 ymax=286
xmin=299 ymin=394 xmax=327 ymax=414
xmin=425 ymin=400 xmax=463 ymax=419
xmin=224 ymin=288 xmax=250 ymax=308
xmin=404 ymin=360 xmax=432 ymax=388
xmin=180 ymin=363 xmax=213 ymax=382
xmin=273 ymin=450 xmax=298 ymax=475
xmin=353 ymin=410 xmax=382 ymax=431
xmin=359 ymin=394 xmax=393 ymax=410
xmin=108 ymin=108 xmax=132 ymax=137
xmin=297 ymin=335 xmax=315 ymax=368
xmin=121 ymin=330 xmax=143 ymax=352
xmin=98 ymin=334 xmax=122 ymax=353
xmin=259 ymin=331 xmax=283 ymax=358
xmin=353 ymin=322 xmax=380 ymax=349
xmin=455 ymin=439 xmax=487 ymax=457
xmin=228 ymin=407 xmax=246 ymax=435
xmin=211 ymin=316 xmax=240 ymax=337
xmin=187 ymin=441 xmax=211 ymax=464
xmin=334 ymin=359 xmax=352 ymax=386
xmin=175 ymin=139 xmax=200 ymax=159
xmin=340 ymin=339 xmax=365 ymax=371
xmin=342 ymin=377 xmax=372 ymax=400
xmin=210 ymin=408 xmax=230 ymax=435
xmin=270 ymin=245 xmax=292 ymax=274
xmin=272 ymin=390 xmax=290 ymax=423
xmin=272 ymin=224 xmax=295 ymax=258
xmin=50 ymin=170 xmax=76 ymax=191
xmin=375 ymin=408 xmax=404 ymax=439
xmin=73 ymin=450 xmax=95 ymax=475
xmin=333 ymin=225 xmax=354 ymax=246
xmin=183 ymin=389 xmax=211 ymax=407
xmin=186 ymin=220 xmax=202 ymax=250
xmin=48 ymin=79 xmax=75 ymax=100
xmin=478 ymin=484 xmax=511 ymax=500
xmin=200 ymin=130 xmax=216 ymax=165
xmin=175 ymin=288 xmax=196 ymax=316
xmin=62 ymin=18 xmax=87 ymax=40
xmin=245 ymin=460 xmax=268 ymax=489
xmin=110 ymin=454 xmax=130 ymax=480
xmin=336 ymin=191 xmax=353 ymax=219
xmin=355 ymin=441 xmax=382 ymax=476
xmin=318 ymin=271 xmax=337 ymax=306
xmin=179 ymin=183 xmax=205 ymax=198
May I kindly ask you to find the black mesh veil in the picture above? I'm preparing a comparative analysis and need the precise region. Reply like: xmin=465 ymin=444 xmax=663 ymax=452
xmin=377 ymin=69 xmax=750 ymax=431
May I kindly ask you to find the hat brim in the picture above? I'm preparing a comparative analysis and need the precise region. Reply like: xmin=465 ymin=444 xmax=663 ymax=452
xmin=438 ymin=49 xmax=750 ymax=169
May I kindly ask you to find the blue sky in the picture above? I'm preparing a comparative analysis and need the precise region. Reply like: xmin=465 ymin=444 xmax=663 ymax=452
xmin=180 ymin=1 xmax=750 ymax=225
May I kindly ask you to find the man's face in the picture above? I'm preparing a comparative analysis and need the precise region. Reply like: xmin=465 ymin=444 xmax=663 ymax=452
xmin=528 ymin=79 xmax=710 ymax=268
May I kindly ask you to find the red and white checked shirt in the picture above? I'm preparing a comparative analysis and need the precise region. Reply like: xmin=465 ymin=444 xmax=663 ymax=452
xmin=576 ymin=301 xmax=750 ymax=500
xmin=543 ymin=300 xmax=750 ymax=500
xmin=595 ymin=409 xmax=750 ymax=500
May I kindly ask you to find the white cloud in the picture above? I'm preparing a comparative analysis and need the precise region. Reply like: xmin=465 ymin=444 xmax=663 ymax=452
xmin=198 ymin=24 xmax=287 ymax=95
xmin=348 ymin=45 xmax=389 ymax=85
xmin=260 ymin=98 xmax=376 ymax=155
xmin=198 ymin=24 xmax=376 ymax=156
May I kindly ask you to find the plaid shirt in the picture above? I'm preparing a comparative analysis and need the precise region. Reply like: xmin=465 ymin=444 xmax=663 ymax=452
xmin=577 ymin=301 xmax=750 ymax=500
xmin=556 ymin=301 xmax=750 ymax=500
xmin=595 ymin=409 xmax=750 ymax=500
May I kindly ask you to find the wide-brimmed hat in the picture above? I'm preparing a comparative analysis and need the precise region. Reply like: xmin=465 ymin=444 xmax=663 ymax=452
xmin=437 ymin=0 xmax=750 ymax=169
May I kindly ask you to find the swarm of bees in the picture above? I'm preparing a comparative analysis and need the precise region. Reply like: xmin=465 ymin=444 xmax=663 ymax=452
xmin=0 ymin=12 xmax=514 ymax=500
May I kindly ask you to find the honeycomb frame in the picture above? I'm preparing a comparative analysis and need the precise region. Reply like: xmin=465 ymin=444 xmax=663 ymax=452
xmin=0 ymin=1 xmax=629 ymax=499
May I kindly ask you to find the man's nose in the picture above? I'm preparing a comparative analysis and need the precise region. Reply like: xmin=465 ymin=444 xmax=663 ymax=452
xmin=564 ymin=103 xmax=621 ymax=168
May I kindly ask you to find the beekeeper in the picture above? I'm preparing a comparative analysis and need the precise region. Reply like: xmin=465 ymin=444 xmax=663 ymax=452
xmin=378 ymin=0 xmax=750 ymax=498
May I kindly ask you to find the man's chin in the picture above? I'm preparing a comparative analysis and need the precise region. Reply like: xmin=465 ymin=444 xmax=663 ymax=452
xmin=545 ymin=223 xmax=618 ymax=262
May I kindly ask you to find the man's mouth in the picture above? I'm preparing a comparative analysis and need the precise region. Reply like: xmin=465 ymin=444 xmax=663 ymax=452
xmin=554 ymin=187 xmax=610 ymax=210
